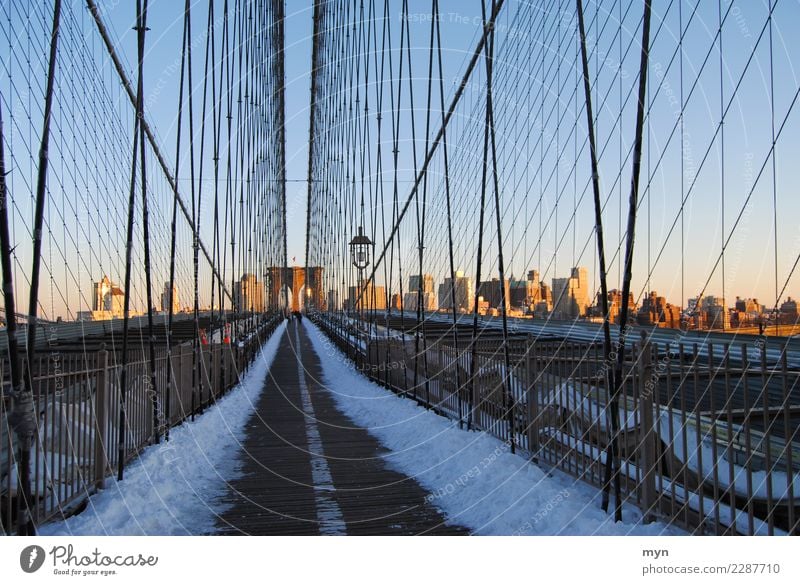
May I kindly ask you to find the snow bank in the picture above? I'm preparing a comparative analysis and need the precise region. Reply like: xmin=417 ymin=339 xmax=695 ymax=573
xmin=39 ymin=322 xmax=286 ymax=536
xmin=304 ymin=319 xmax=683 ymax=535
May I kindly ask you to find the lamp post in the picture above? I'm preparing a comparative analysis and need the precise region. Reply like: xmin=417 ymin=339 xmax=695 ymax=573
xmin=349 ymin=225 xmax=372 ymax=323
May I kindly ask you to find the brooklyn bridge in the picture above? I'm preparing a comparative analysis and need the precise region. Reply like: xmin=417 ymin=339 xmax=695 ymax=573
xmin=1 ymin=0 xmax=799 ymax=538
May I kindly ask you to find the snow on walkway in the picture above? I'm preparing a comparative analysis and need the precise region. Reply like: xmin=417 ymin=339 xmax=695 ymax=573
xmin=303 ymin=319 xmax=684 ymax=536
xmin=39 ymin=322 xmax=286 ymax=536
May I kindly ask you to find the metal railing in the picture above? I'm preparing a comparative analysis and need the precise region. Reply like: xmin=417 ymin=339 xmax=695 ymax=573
xmin=0 ymin=313 xmax=282 ymax=534
xmin=314 ymin=312 xmax=800 ymax=535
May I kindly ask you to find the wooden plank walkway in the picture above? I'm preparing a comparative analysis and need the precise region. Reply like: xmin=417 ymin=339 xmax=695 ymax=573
xmin=216 ymin=320 xmax=468 ymax=535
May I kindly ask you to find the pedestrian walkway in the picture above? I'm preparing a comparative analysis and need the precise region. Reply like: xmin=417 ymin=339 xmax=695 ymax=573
xmin=216 ymin=320 xmax=467 ymax=535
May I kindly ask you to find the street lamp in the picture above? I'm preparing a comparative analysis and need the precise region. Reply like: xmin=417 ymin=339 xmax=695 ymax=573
xmin=349 ymin=226 xmax=372 ymax=271
xmin=349 ymin=226 xmax=372 ymax=317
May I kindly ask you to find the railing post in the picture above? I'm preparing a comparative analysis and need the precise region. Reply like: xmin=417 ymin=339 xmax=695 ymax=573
xmin=382 ymin=337 xmax=389 ymax=388
xmin=215 ymin=346 xmax=222 ymax=398
xmin=167 ymin=345 xmax=178 ymax=427
xmin=226 ymin=336 xmax=233 ymax=390
xmin=181 ymin=343 xmax=192 ymax=420
xmin=236 ymin=337 xmax=243 ymax=385
xmin=207 ymin=345 xmax=214 ymax=400
xmin=366 ymin=338 xmax=373 ymax=381
xmin=218 ymin=344 xmax=226 ymax=394
xmin=94 ymin=347 xmax=109 ymax=489
xmin=437 ymin=342 xmax=444 ymax=410
xmin=526 ymin=334 xmax=539 ymax=459
xmin=637 ymin=331 xmax=656 ymax=523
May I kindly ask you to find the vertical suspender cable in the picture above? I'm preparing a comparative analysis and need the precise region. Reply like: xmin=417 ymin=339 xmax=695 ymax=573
xmin=718 ymin=0 xmax=725 ymax=331
xmin=468 ymin=24 xmax=491 ymax=432
xmin=277 ymin=0 xmax=289 ymax=314
xmin=224 ymin=0 xmax=235 ymax=323
xmin=187 ymin=0 xmax=201 ymax=418
xmin=414 ymin=0 xmax=436 ymax=408
xmin=607 ymin=0 xmax=652 ymax=523
xmin=16 ymin=0 xmax=62 ymax=534
xmin=0 ymin=103 xmax=29 ymax=534
xmin=679 ymin=0 xmax=684 ymax=315
xmin=118 ymin=0 xmax=143 ymax=482
xmin=434 ymin=0 xmax=462 ymax=427
xmin=8 ymin=0 xmax=62 ymax=535
xmin=399 ymin=0 xmax=422 ymax=400
xmin=195 ymin=0 xmax=214 ymax=407
xmin=386 ymin=0 xmax=404 ymax=367
xmin=166 ymin=1 xmax=191 ymax=442
xmin=210 ymin=0 xmax=222 ymax=336
xmin=576 ymin=0 xmax=616 ymax=515
xmin=305 ymin=1 xmax=322 ymax=314
xmin=768 ymin=0 xmax=778 ymax=335
xmin=164 ymin=0 xmax=189 ymax=440
xmin=394 ymin=1 xmax=407 ymax=346
xmin=482 ymin=0 xmax=515 ymax=453
xmin=136 ymin=0 xmax=159 ymax=445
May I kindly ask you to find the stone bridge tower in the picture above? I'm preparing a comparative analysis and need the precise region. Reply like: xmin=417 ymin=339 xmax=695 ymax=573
xmin=267 ymin=266 xmax=324 ymax=311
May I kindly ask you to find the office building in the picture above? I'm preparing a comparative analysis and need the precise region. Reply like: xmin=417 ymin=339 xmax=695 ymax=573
xmin=234 ymin=273 xmax=265 ymax=313
xmin=438 ymin=271 xmax=473 ymax=313
xmin=552 ymin=267 xmax=589 ymax=319
xmin=161 ymin=282 xmax=180 ymax=314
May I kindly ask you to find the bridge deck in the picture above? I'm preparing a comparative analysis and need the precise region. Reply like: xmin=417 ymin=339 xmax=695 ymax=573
xmin=216 ymin=321 xmax=467 ymax=535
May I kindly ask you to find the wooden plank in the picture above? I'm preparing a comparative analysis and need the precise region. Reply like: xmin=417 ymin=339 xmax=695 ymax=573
xmin=216 ymin=324 xmax=467 ymax=536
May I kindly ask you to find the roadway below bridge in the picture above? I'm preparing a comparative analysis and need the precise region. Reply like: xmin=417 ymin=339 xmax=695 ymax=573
xmin=369 ymin=311 xmax=800 ymax=369
xmin=350 ymin=311 xmax=800 ymax=444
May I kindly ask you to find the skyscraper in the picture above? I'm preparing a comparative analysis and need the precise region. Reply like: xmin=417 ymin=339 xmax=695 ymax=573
xmin=637 ymin=291 xmax=679 ymax=328
xmin=438 ymin=271 xmax=473 ymax=313
xmin=234 ymin=273 xmax=265 ymax=313
xmin=477 ymin=278 xmax=510 ymax=311
xmin=348 ymin=280 xmax=387 ymax=310
xmin=405 ymin=274 xmax=437 ymax=311
xmin=408 ymin=273 xmax=434 ymax=294
xmin=161 ymin=281 xmax=180 ymax=314
xmin=327 ymin=289 xmax=339 ymax=312
xmin=88 ymin=275 xmax=125 ymax=319
xmin=552 ymin=267 xmax=589 ymax=319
